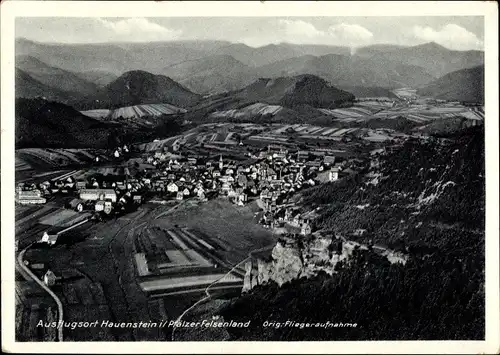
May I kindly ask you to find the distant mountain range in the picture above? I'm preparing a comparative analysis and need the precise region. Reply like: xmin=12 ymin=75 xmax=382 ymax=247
xmin=255 ymin=54 xmax=435 ymax=89
xmin=364 ymin=42 xmax=484 ymax=78
xmin=418 ymin=65 xmax=484 ymax=103
xmin=15 ymin=38 xmax=485 ymax=133
xmin=16 ymin=38 xmax=484 ymax=97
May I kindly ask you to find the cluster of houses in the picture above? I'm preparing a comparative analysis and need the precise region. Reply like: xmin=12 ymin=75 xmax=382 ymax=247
xmin=16 ymin=143 xmax=349 ymax=237
xmin=139 ymin=144 xmax=346 ymax=208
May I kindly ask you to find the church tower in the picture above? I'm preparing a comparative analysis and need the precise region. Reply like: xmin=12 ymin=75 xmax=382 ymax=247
xmin=219 ymin=155 xmax=224 ymax=170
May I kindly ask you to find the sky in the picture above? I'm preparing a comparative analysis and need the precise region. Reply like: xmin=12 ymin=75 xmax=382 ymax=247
xmin=15 ymin=17 xmax=484 ymax=51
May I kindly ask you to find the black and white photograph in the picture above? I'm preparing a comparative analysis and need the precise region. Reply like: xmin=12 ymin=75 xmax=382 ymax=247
xmin=1 ymin=1 xmax=499 ymax=353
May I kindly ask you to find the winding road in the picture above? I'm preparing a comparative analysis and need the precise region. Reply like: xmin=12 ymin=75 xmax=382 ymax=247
xmin=17 ymin=244 xmax=64 ymax=342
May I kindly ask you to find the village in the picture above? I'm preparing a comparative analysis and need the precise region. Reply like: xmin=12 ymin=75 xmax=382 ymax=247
xmin=15 ymin=141 xmax=355 ymax=246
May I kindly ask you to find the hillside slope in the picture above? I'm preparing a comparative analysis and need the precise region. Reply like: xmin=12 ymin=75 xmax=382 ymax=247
xmin=162 ymin=55 xmax=258 ymax=94
xmin=234 ymin=75 xmax=355 ymax=108
xmin=184 ymin=75 xmax=355 ymax=123
xmin=417 ymin=65 xmax=484 ymax=103
xmin=16 ymin=55 xmax=99 ymax=96
xmin=73 ymin=70 xmax=118 ymax=87
xmin=15 ymin=69 xmax=79 ymax=103
xmin=215 ymin=126 xmax=484 ymax=341
xmin=87 ymin=70 xmax=202 ymax=109
xmin=15 ymin=98 xmax=113 ymax=148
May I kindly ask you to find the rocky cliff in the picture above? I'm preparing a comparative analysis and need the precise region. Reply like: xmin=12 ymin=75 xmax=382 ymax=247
xmin=243 ymin=233 xmax=407 ymax=292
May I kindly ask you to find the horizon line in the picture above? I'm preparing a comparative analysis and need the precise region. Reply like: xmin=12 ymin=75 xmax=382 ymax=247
xmin=15 ymin=37 xmax=484 ymax=52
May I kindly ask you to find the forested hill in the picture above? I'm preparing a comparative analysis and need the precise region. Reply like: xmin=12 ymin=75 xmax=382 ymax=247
xmin=417 ymin=65 xmax=484 ymax=104
xmin=218 ymin=126 xmax=484 ymax=340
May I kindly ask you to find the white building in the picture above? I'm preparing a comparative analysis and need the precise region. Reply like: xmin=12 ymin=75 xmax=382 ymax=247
xmin=80 ymin=189 xmax=117 ymax=203
xmin=329 ymin=168 xmax=339 ymax=181
xmin=167 ymin=182 xmax=179 ymax=193
xmin=43 ymin=270 xmax=57 ymax=287
xmin=95 ymin=200 xmax=105 ymax=212
xmin=16 ymin=189 xmax=46 ymax=204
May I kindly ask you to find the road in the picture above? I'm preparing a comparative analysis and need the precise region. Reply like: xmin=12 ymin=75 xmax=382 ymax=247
xmin=17 ymin=244 xmax=64 ymax=342
xmin=170 ymin=243 xmax=275 ymax=341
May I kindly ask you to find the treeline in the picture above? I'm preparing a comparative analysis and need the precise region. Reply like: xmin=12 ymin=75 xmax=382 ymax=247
xmin=219 ymin=246 xmax=484 ymax=340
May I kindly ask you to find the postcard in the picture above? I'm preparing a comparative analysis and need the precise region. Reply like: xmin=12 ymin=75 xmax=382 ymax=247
xmin=1 ymin=1 xmax=498 ymax=353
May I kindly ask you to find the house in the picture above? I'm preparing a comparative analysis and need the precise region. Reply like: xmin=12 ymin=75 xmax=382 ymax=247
xmin=80 ymin=189 xmax=117 ymax=203
xmin=260 ymin=189 xmax=272 ymax=200
xmin=16 ymin=195 xmax=47 ymax=205
xmin=306 ymin=160 xmax=322 ymax=168
xmin=95 ymin=200 xmax=105 ymax=212
xmin=324 ymin=155 xmax=336 ymax=165
xmin=297 ymin=150 xmax=310 ymax=161
xmin=182 ymin=188 xmax=190 ymax=196
xmin=236 ymin=192 xmax=248 ymax=205
xmin=43 ymin=270 xmax=57 ymax=287
xmin=301 ymin=222 xmax=312 ymax=236
xmin=221 ymin=182 xmax=231 ymax=193
xmin=267 ymin=168 xmax=278 ymax=180
xmin=76 ymin=181 xmax=86 ymax=190
xmin=292 ymin=214 xmax=303 ymax=227
xmin=167 ymin=182 xmax=179 ymax=193
xmin=103 ymin=201 xmax=113 ymax=214
xmin=237 ymin=174 xmax=248 ymax=188
xmin=176 ymin=192 xmax=184 ymax=200
xmin=329 ymin=167 xmax=339 ymax=181
xmin=133 ymin=195 xmax=142 ymax=204
xmin=40 ymin=226 xmax=71 ymax=245
xmin=17 ymin=189 xmax=41 ymax=198
xmin=68 ymin=199 xmax=84 ymax=212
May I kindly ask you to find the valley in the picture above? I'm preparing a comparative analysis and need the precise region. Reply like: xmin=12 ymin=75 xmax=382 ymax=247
xmin=12 ymin=30 xmax=487 ymax=343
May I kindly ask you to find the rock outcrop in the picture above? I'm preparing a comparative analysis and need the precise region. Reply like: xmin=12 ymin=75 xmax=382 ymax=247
xmin=243 ymin=234 xmax=408 ymax=292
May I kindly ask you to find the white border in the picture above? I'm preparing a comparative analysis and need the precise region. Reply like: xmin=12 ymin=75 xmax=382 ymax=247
xmin=1 ymin=1 xmax=498 ymax=354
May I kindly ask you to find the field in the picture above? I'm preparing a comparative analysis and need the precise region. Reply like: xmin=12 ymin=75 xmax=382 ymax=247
xmin=393 ymin=88 xmax=418 ymax=99
xmin=16 ymin=148 xmax=111 ymax=183
xmin=318 ymin=101 xmax=484 ymax=124
xmin=209 ymin=103 xmax=283 ymax=120
xmin=82 ymin=103 xmax=186 ymax=120
xmin=134 ymin=101 xmax=483 ymax=156
xmin=154 ymin=199 xmax=275 ymax=265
